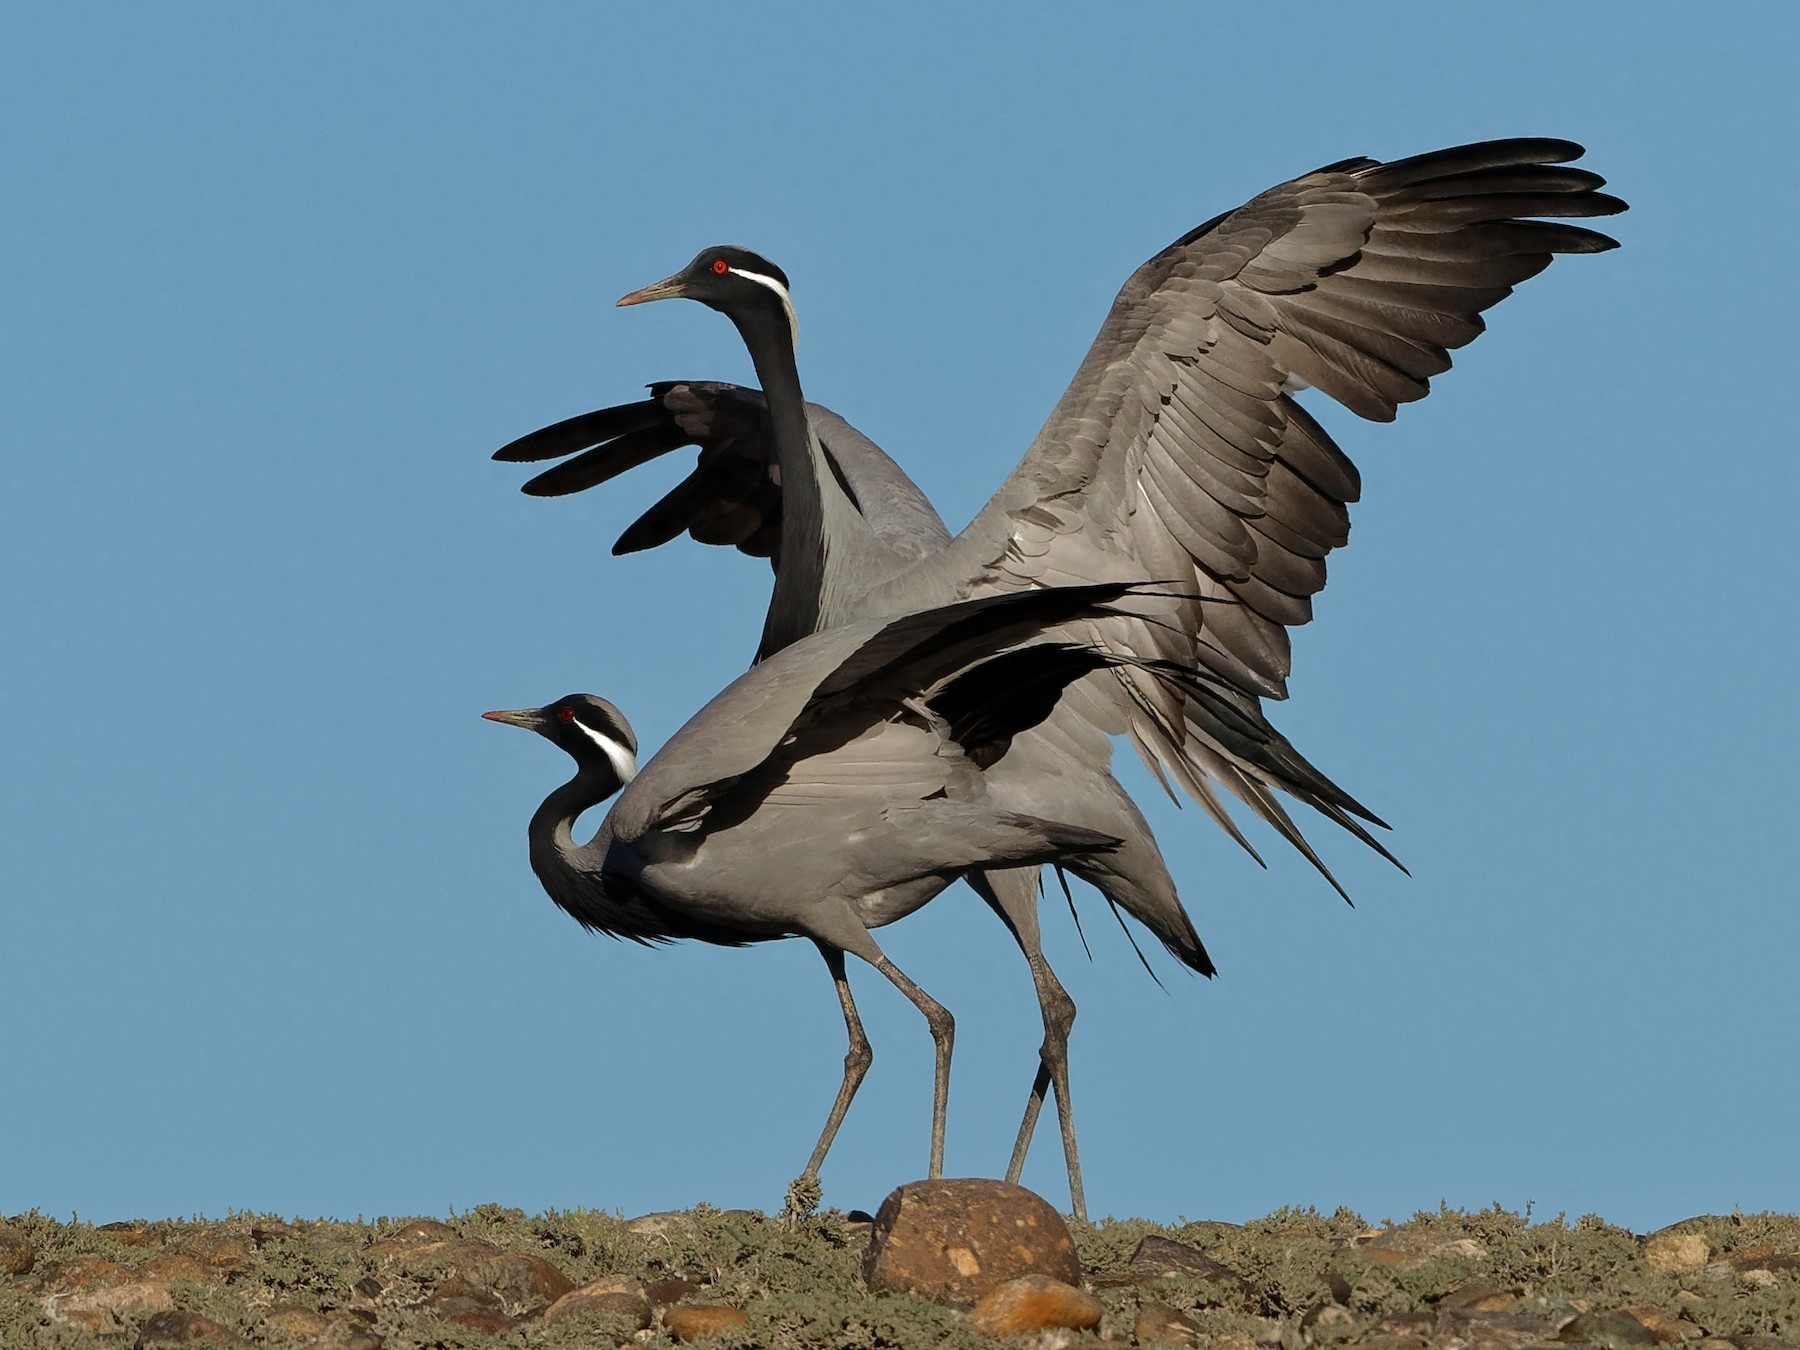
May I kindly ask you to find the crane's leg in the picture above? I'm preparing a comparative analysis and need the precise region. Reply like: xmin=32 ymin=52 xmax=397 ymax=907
xmin=799 ymin=906 xmax=956 ymax=1182
xmin=970 ymin=868 xmax=1086 ymax=1223
xmin=803 ymin=942 xmax=875 ymax=1175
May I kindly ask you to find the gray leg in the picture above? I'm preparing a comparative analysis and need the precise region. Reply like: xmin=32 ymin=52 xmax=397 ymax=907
xmin=800 ymin=940 xmax=874 ymax=1179
xmin=861 ymin=947 xmax=955 ymax=1179
xmin=797 ymin=903 xmax=956 ymax=1183
xmin=971 ymin=869 xmax=1087 ymax=1222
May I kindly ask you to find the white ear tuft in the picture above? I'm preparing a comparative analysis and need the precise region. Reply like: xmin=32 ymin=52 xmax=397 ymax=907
xmin=728 ymin=266 xmax=800 ymax=349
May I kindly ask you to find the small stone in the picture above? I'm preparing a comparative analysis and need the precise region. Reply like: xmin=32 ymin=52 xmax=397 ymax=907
xmin=0 ymin=1225 xmax=34 ymax=1276
xmin=1380 ymin=1311 xmax=1436 ymax=1337
xmin=135 ymin=1309 xmax=240 ymax=1346
xmin=1130 ymin=1235 xmax=1255 ymax=1301
xmin=1728 ymin=1250 xmax=1800 ymax=1275
xmin=1214 ymin=1332 xmax=1259 ymax=1350
xmin=1676 ymin=1292 xmax=1704 ymax=1304
xmin=1646 ymin=1234 xmax=1712 ymax=1275
xmin=445 ymin=1311 xmax=510 ymax=1334
xmin=1439 ymin=1282 xmax=1520 ymax=1313
xmin=429 ymin=1278 xmax=505 ymax=1319
xmin=370 ymin=1236 xmax=500 ymax=1276
xmin=36 ymin=1255 xmax=131 ymax=1292
xmin=386 ymin=1219 xmax=458 ymax=1244
xmin=1728 ymin=1338 xmax=1800 ymax=1350
xmin=1559 ymin=1310 xmax=1660 ymax=1350
xmin=51 ymin=1280 xmax=175 ymax=1334
xmin=969 ymin=1275 xmax=1101 ymax=1338
xmin=626 ymin=1211 xmax=696 ymax=1237
xmin=139 ymin=1253 xmax=216 ymax=1283
xmin=457 ymin=1251 xmax=575 ymax=1314
xmin=1360 ymin=1225 xmax=1486 ymax=1269
xmin=1134 ymin=1300 xmax=1204 ymax=1346
xmin=99 ymin=1221 xmax=167 ymax=1248
xmin=862 ymin=1178 xmax=1081 ymax=1305
xmin=1302 ymin=1302 xmax=1358 ymax=1337
xmin=644 ymin=1276 xmax=708 ymax=1308
xmin=1623 ymin=1306 xmax=1703 ymax=1343
xmin=259 ymin=1306 xmax=333 ymax=1340
xmin=544 ymin=1279 xmax=653 ymax=1331
xmin=1739 ymin=1270 xmax=1780 ymax=1290
xmin=662 ymin=1303 xmax=748 ymax=1341
xmin=170 ymin=1234 xmax=254 ymax=1276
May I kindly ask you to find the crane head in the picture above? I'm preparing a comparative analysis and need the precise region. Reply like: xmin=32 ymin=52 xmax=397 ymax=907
xmin=483 ymin=694 xmax=639 ymax=784
xmin=617 ymin=245 xmax=799 ymax=348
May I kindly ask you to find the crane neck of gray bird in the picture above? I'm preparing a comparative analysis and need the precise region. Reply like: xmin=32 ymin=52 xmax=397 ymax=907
xmin=527 ymin=761 xmax=624 ymax=887
xmin=730 ymin=307 xmax=878 ymax=659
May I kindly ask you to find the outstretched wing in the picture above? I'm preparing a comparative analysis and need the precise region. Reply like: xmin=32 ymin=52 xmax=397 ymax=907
xmin=951 ymin=138 xmax=1624 ymax=702
xmin=495 ymin=381 xmax=950 ymax=564
xmin=874 ymin=138 xmax=1625 ymax=879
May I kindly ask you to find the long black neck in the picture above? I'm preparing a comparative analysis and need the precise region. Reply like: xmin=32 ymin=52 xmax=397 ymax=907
xmin=526 ymin=762 xmax=623 ymax=922
xmin=729 ymin=306 xmax=867 ymax=659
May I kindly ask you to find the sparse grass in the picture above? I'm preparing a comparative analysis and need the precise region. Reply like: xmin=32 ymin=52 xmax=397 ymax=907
xmin=3 ymin=1204 xmax=1797 ymax=1349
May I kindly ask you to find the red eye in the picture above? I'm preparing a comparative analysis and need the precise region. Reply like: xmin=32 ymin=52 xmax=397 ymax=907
xmin=558 ymin=707 xmax=576 ymax=722
xmin=711 ymin=259 xmax=728 ymax=275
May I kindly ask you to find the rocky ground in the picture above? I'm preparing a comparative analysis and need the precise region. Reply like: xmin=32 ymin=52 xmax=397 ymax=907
xmin=3 ymin=1186 xmax=1797 ymax=1350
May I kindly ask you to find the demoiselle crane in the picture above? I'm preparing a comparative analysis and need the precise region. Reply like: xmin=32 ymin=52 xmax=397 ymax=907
xmin=484 ymin=583 xmax=1231 ymax=1214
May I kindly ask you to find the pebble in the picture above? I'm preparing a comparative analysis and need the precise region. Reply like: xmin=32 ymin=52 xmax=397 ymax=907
xmin=457 ymin=1250 xmax=575 ymax=1314
xmin=1359 ymin=1225 xmax=1486 ymax=1269
xmin=259 ymin=1306 xmax=333 ymax=1340
xmin=543 ymin=1278 xmax=653 ymax=1331
xmin=49 ymin=1280 xmax=175 ymax=1334
xmin=662 ymin=1303 xmax=748 ymax=1341
xmin=1130 ymin=1235 xmax=1255 ymax=1300
xmin=1302 ymin=1302 xmax=1357 ymax=1337
xmin=1622 ymin=1305 xmax=1704 ymax=1343
xmin=626 ymin=1211 xmax=697 ymax=1237
xmin=99 ymin=1221 xmax=168 ymax=1248
xmin=1134 ymin=1299 xmax=1204 ymax=1346
xmin=445 ymin=1310 xmax=510 ymax=1335
xmin=1645 ymin=1233 xmax=1711 ymax=1274
xmin=170 ymin=1234 xmax=254 ymax=1276
xmin=134 ymin=1309 xmax=240 ymax=1346
xmin=35 ymin=1255 xmax=131 ymax=1292
xmin=1559 ymin=1310 xmax=1661 ymax=1349
xmin=139 ymin=1253 xmax=217 ymax=1283
xmin=968 ymin=1274 xmax=1101 ymax=1337
xmin=644 ymin=1275 xmax=709 ymax=1308
xmin=385 ymin=1219 xmax=459 ymax=1244
xmin=862 ymin=1178 xmax=1081 ymax=1305
xmin=1438 ymin=1281 xmax=1520 ymax=1313
xmin=369 ymin=1235 xmax=501 ymax=1275
xmin=0 ymin=1225 xmax=34 ymax=1276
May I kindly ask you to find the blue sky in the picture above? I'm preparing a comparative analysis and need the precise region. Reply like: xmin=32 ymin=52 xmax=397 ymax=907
xmin=3 ymin=4 xmax=1796 ymax=1230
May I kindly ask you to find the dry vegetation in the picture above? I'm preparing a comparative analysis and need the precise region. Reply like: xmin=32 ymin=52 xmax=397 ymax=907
xmin=4 ymin=1202 xmax=1798 ymax=1349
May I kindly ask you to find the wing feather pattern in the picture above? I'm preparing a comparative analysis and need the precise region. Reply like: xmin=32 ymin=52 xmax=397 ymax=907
xmin=910 ymin=138 xmax=1622 ymax=883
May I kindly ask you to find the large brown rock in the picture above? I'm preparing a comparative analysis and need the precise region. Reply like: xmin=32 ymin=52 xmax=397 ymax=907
xmin=862 ymin=1178 xmax=1080 ymax=1306
xmin=456 ymin=1250 xmax=574 ymax=1315
xmin=969 ymin=1275 xmax=1100 ymax=1336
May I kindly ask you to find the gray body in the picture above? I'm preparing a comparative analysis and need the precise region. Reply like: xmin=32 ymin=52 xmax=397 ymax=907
xmin=497 ymin=140 xmax=1625 ymax=1215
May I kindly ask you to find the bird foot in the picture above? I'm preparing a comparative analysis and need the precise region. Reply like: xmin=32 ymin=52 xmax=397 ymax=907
xmin=779 ymin=1172 xmax=823 ymax=1226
